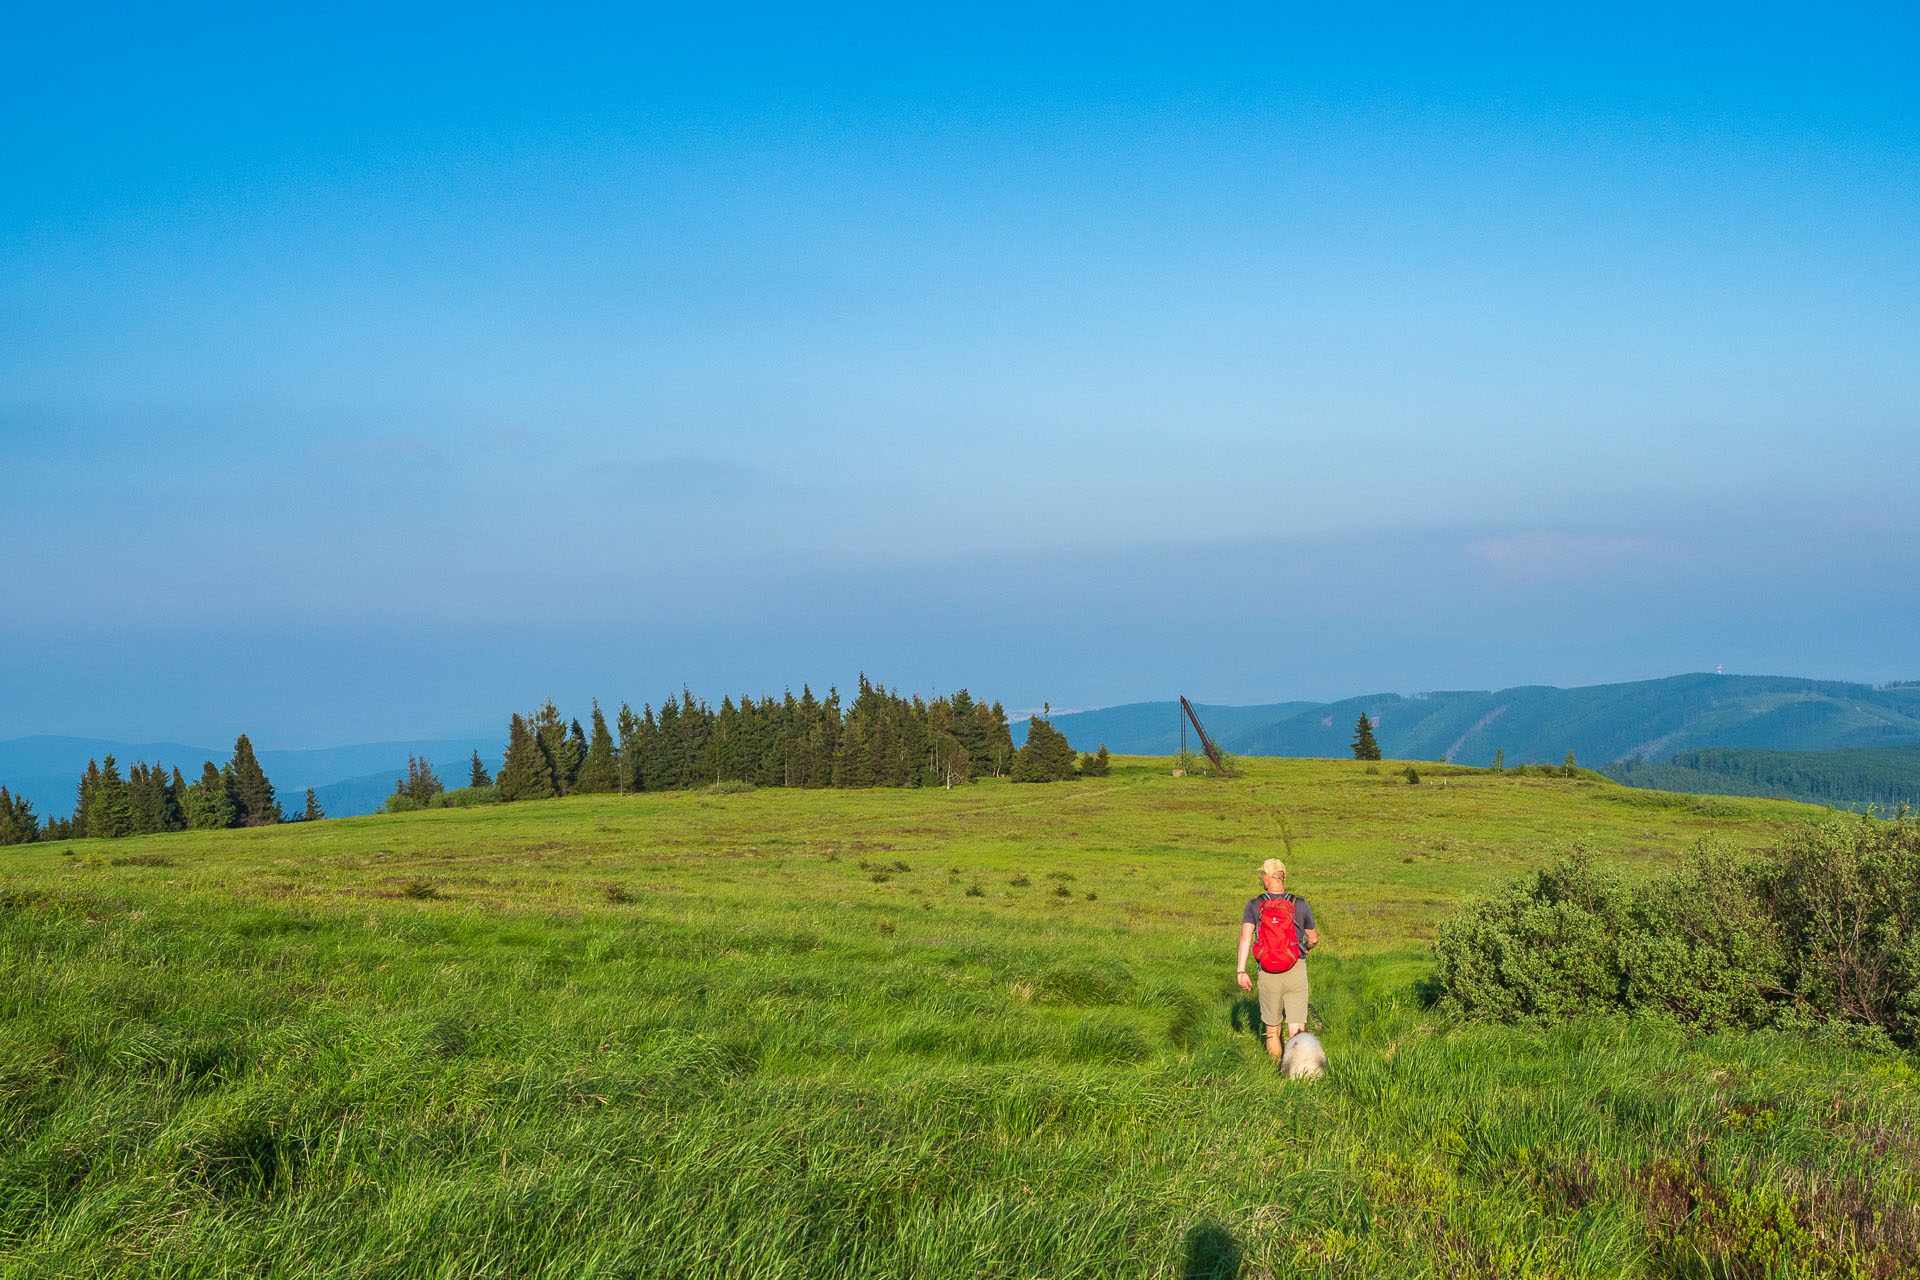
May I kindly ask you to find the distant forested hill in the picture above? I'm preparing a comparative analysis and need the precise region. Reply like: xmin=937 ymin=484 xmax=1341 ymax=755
xmin=1047 ymin=674 xmax=1920 ymax=766
xmin=1600 ymin=744 xmax=1920 ymax=812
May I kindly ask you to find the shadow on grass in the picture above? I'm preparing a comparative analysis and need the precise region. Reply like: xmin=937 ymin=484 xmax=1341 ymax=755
xmin=1180 ymin=1221 xmax=1243 ymax=1280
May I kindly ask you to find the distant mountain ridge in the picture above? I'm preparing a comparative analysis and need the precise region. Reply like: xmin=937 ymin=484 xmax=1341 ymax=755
xmin=1045 ymin=674 xmax=1920 ymax=767
xmin=10 ymin=673 xmax=1920 ymax=822
xmin=0 ymin=734 xmax=500 ymax=820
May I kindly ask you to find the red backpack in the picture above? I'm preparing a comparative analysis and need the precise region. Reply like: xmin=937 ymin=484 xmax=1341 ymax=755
xmin=1253 ymin=893 xmax=1302 ymax=973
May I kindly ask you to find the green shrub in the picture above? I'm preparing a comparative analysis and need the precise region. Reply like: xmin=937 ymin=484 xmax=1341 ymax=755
xmin=384 ymin=794 xmax=421 ymax=814
xmin=1619 ymin=848 xmax=1783 ymax=1032
xmin=1436 ymin=819 xmax=1920 ymax=1048
xmin=703 ymin=779 xmax=756 ymax=795
xmin=1434 ymin=848 xmax=1630 ymax=1024
xmin=1762 ymin=818 xmax=1920 ymax=1047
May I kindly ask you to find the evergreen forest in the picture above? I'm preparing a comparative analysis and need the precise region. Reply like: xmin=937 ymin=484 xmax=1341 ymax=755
xmin=0 ymin=679 xmax=1125 ymax=842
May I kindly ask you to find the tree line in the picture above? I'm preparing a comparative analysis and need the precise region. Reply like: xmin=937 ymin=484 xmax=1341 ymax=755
xmin=0 ymin=734 xmax=324 ymax=845
xmin=1 ymin=678 xmax=1121 ymax=843
xmin=476 ymin=679 xmax=1024 ymax=804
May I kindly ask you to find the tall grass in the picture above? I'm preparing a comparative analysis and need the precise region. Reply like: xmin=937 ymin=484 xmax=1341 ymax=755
xmin=1 ymin=761 xmax=1912 ymax=1276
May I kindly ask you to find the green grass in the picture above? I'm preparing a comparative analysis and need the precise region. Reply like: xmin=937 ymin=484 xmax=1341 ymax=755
xmin=3 ymin=759 xmax=1915 ymax=1277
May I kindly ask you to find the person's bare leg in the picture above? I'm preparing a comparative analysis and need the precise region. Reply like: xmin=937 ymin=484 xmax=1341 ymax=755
xmin=1288 ymin=1022 xmax=1304 ymax=1039
xmin=1265 ymin=1026 xmax=1283 ymax=1059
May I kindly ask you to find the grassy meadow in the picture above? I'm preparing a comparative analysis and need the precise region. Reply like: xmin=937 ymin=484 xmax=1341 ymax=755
xmin=3 ymin=758 xmax=1916 ymax=1278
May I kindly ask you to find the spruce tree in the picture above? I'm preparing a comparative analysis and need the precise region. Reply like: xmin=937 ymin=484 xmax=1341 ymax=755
xmin=1351 ymin=714 xmax=1382 ymax=761
xmin=1012 ymin=717 xmax=1076 ymax=783
xmin=74 ymin=759 xmax=102 ymax=838
xmin=227 ymin=735 xmax=280 ymax=825
xmin=127 ymin=761 xmax=183 ymax=834
xmin=126 ymin=762 xmax=160 ymax=835
xmin=185 ymin=761 xmax=237 ymax=829
xmin=937 ymin=736 xmax=972 ymax=789
xmin=948 ymin=691 xmax=986 ymax=772
xmin=87 ymin=756 xmax=134 ymax=838
xmin=985 ymin=701 xmax=1015 ymax=776
xmin=532 ymin=701 xmax=575 ymax=795
xmin=469 ymin=750 xmax=492 ymax=788
xmin=565 ymin=718 xmax=589 ymax=791
xmin=168 ymin=767 xmax=190 ymax=831
xmin=498 ymin=713 xmax=557 ymax=802
xmin=303 ymin=788 xmax=324 ymax=821
xmin=1081 ymin=744 xmax=1112 ymax=777
xmin=0 ymin=788 xmax=37 ymax=845
xmin=399 ymin=754 xmax=444 ymax=807
xmin=574 ymin=701 xmax=619 ymax=793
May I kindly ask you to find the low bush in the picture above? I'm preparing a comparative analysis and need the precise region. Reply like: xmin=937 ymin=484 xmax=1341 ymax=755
xmin=1435 ymin=818 xmax=1920 ymax=1048
xmin=1763 ymin=818 xmax=1920 ymax=1048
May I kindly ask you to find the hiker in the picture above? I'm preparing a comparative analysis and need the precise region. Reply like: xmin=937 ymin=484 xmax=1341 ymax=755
xmin=1235 ymin=857 xmax=1319 ymax=1060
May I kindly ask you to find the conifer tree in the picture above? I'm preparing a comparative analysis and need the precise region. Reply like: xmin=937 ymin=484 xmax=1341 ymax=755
xmin=653 ymin=696 xmax=684 ymax=789
xmin=984 ymin=701 xmax=1015 ymax=776
xmin=937 ymin=737 xmax=972 ymax=789
xmin=303 ymin=788 xmax=324 ymax=821
xmin=615 ymin=703 xmax=642 ymax=792
xmin=169 ymin=767 xmax=190 ymax=829
xmin=227 ymin=735 xmax=280 ymax=824
xmin=1563 ymin=750 xmax=1578 ymax=778
xmin=0 ymin=788 xmax=37 ymax=845
xmin=498 ymin=712 xmax=557 ymax=802
xmin=1351 ymin=714 xmax=1382 ymax=761
xmin=87 ymin=756 xmax=134 ymax=838
xmin=531 ymin=701 xmax=575 ymax=796
xmin=565 ymin=718 xmax=589 ymax=791
xmin=1080 ymin=745 xmax=1112 ymax=777
xmin=74 ymin=759 xmax=102 ymax=837
xmin=948 ymin=690 xmax=986 ymax=773
xmin=125 ymin=761 xmax=184 ymax=834
xmin=125 ymin=762 xmax=158 ymax=835
xmin=1012 ymin=717 xmax=1076 ymax=782
xmin=680 ymin=689 xmax=715 ymax=785
xmin=397 ymin=754 xmax=444 ymax=807
xmin=469 ymin=750 xmax=491 ymax=788
xmin=574 ymin=701 xmax=618 ymax=794
xmin=185 ymin=761 xmax=237 ymax=829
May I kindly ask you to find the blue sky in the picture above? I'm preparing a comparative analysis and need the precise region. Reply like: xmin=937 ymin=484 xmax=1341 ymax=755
xmin=4 ymin=3 xmax=1917 ymax=745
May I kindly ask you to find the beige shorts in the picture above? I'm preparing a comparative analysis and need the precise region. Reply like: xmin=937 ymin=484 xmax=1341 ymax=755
xmin=1256 ymin=961 xmax=1309 ymax=1030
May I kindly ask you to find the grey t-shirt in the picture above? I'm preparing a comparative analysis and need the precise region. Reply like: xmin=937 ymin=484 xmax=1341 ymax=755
xmin=1243 ymin=893 xmax=1315 ymax=957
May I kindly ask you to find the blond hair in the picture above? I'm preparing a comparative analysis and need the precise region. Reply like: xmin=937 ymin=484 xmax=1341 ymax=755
xmin=1259 ymin=858 xmax=1287 ymax=881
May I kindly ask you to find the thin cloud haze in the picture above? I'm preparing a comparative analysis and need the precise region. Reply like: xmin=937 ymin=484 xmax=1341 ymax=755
xmin=3 ymin=6 xmax=1917 ymax=743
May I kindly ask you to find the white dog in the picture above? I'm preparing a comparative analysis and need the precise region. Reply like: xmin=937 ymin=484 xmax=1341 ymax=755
xmin=1279 ymin=1031 xmax=1327 ymax=1079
